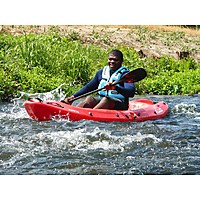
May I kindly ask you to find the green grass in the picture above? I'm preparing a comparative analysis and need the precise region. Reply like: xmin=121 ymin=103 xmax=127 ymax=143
xmin=0 ymin=28 xmax=199 ymax=102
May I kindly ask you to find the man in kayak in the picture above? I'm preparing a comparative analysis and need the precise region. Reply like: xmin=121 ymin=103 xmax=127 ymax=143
xmin=64 ymin=49 xmax=135 ymax=110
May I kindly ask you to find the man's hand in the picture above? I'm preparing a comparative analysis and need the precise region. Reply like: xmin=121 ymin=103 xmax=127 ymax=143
xmin=63 ymin=96 xmax=74 ymax=104
xmin=104 ymin=83 xmax=116 ymax=90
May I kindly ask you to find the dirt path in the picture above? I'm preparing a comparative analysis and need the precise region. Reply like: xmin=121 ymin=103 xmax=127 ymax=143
xmin=1 ymin=25 xmax=200 ymax=62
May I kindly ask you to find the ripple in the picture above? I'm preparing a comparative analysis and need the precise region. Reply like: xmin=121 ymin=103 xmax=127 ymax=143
xmin=172 ymin=103 xmax=199 ymax=117
xmin=1 ymin=95 xmax=200 ymax=175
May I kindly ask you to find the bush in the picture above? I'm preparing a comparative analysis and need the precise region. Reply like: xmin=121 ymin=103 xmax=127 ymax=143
xmin=0 ymin=30 xmax=199 ymax=101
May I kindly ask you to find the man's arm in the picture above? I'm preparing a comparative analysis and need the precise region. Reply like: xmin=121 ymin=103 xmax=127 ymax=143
xmin=73 ymin=69 xmax=103 ymax=97
xmin=115 ymin=83 xmax=135 ymax=98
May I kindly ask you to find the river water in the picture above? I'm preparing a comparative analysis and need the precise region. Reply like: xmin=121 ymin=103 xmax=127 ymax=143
xmin=0 ymin=92 xmax=199 ymax=175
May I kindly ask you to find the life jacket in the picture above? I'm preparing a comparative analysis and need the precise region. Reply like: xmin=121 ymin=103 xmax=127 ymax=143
xmin=98 ymin=66 xmax=129 ymax=101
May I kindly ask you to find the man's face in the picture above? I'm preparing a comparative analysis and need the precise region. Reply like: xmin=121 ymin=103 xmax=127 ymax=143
xmin=108 ymin=54 xmax=122 ymax=71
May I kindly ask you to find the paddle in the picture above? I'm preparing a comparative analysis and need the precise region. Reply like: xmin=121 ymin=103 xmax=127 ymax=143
xmin=64 ymin=68 xmax=147 ymax=103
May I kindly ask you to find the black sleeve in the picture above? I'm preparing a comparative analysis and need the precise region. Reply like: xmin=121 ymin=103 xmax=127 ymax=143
xmin=73 ymin=69 xmax=103 ymax=97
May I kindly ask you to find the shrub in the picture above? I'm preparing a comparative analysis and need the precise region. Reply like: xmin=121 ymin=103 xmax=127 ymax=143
xmin=0 ymin=29 xmax=199 ymax=101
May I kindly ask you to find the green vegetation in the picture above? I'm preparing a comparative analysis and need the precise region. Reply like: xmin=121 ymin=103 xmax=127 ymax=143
xmin=0 ymin=26 xmax=200 ymax=102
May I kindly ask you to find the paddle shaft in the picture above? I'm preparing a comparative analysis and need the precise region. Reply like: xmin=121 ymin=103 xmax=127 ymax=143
xmin=69 ymin=80 xmax=121 ymax=102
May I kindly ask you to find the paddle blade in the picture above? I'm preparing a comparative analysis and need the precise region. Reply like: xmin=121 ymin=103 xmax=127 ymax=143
xmin=121 ymin=68 xmax=147 ymax=83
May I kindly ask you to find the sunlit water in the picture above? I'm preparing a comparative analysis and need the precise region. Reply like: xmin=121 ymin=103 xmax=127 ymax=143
xmin=0 ymin=87 xmax=199 ymax=174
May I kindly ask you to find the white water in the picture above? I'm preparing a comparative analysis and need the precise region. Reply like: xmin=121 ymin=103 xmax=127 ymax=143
xmin=0 ymin=85 xmax=200 ymax=175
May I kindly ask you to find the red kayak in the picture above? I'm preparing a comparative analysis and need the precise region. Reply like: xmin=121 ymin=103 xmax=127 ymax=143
xmin=24 ymin=98 xmax=169 ymax=122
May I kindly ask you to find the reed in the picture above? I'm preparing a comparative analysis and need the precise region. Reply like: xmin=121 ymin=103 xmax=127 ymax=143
xmin=0 ymin=26 xmax=199 ymax=101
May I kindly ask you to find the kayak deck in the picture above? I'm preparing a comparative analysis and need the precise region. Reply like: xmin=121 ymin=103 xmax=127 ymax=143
xmin=24 ymin=99 xmax=169 ymax=122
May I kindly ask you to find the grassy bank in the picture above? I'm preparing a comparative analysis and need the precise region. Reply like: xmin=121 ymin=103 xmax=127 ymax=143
xmin=0 ymin=25 xmax=200 ymax=102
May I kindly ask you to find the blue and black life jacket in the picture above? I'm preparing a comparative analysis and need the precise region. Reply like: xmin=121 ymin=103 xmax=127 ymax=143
xmin=98 ymin=66 xmax=129 ymax=101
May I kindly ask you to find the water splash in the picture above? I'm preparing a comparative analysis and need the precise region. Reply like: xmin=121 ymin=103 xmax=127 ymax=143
xmin=0 ymin=100 xmax=29 ymax=121
xmin=25 ymin=127 xmax=161 ymax=153
xmin=0 ymin=83 xmax=70 ymax=121
xmin=0 ymin=126 xmax=162 ymax=170
xmin=13 ymin=83 xmax=67 ymax=102
xmin=172 ymin=103 xmax=200 ymax=118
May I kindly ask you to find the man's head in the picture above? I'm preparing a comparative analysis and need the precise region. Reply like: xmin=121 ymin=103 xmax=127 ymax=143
xmin=108 ymin=49 xmax=123 ymax=71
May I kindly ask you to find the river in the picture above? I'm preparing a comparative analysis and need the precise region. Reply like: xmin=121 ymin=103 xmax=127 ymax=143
xmin=0 ymin=93 xmax=199 ymax=175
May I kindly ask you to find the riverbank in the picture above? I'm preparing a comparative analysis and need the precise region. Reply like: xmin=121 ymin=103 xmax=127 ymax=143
xmin=0 ymin=25 xmax=200 ymax=101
